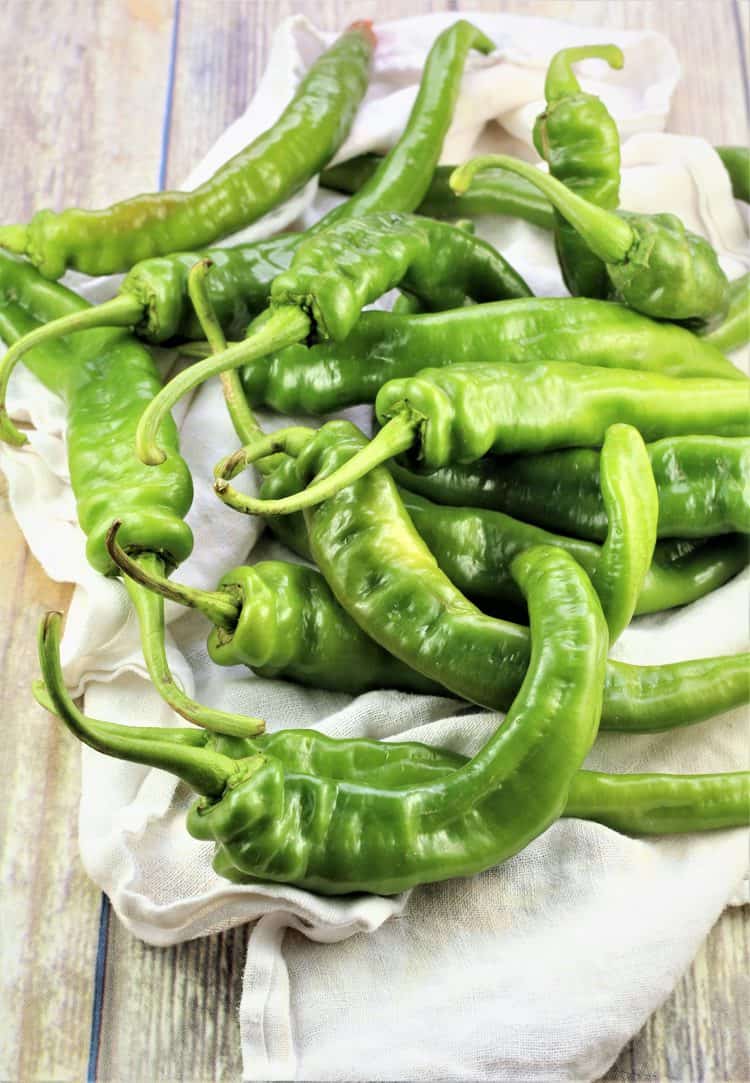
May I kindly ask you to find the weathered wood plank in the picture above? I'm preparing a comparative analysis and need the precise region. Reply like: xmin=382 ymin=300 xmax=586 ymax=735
xmin=0 ymin=1 xmax=175 ymax=1079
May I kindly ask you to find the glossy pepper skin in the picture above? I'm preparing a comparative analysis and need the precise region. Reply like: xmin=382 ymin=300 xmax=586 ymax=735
xmin=321 ymin=154 xmax=555 ymax=230
xmin=269 ymin=211 xmax=531 ymax=341
xmin=0 ymin=23 xmax=375 ymax=279
xmin=0 ymin=19 xmax=494 ymax=384
xmin=452 ymin=155 xmax=730 ymax=324
xmin=240 ymin=299 xmax=742 ymax=417
xmin=135 ymin=215 xmax=530 ymax=465
xmin=251 ymin=363 xmax=749 ymax=518
xmin=700 ymin=273 xmax=750 ymax=356
xmin=217 ymin=420 xmax=750 ymax=732
xmin=39 ymin=540 xmax=611 ymax=896
xmin=716 ymin=146 xmax=750 ymax=203
xmin=36 ymin=666 xmax=750 ymax=843
xmin=532 ymin=44 xmax=624 ymax=298
xmin=392 ymin=436 xmax=750 ymax=543
xmin=0 ymin=252 xmax=192 ymax=570
xmin=0 ymin=253 xmax=262 ymax=738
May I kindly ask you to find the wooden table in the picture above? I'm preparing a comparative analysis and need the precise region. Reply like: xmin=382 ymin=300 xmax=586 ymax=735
xmin=1 ymin=2 xmax=748 ymax=1078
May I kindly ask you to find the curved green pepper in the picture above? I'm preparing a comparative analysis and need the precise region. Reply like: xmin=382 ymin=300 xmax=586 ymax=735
xmin=391 ymin=435 xmax=750 ymax=542
xmin=0 ymin=23 xmax=375 ymax=278
xmin=700 ymin=273 xmax=750 ymax=355
xmin=452 ymin=155 xmax=730 ymax=323
xmin=215 ymin=420 xmax=750 ymax=732
xmin=321 ymin=153 xmax=555 ymax=230
xmin=38 ymin=538 xmax=610 ymax=895
xmin=716 ymin=146 xmax=750 ymax=203
xmin=233 ymin=362 xmax=749 ymax=518
xmin=35 ymin=668 xmax=750 ymax=841
xmin=532 ymin=44 xmax=624 ymax=298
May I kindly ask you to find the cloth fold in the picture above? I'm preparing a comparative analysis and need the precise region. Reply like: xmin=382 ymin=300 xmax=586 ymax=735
xmin=2 ymin=11 xmax=747 ymax=1081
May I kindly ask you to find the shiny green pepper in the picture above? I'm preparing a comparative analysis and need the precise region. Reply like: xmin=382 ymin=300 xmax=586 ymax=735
xmin=532 ymin=44 xmax=624 ymax=298
xmin=452 ymin=155 xmax=730 ymax=324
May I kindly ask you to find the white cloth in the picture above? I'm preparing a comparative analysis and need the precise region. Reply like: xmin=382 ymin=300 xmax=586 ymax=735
xmin=2 ymin=11 xmax=748 ymax=1081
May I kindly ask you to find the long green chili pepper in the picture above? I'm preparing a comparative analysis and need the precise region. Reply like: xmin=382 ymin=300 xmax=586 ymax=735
xmin=234 ymin=298 xmax=742 ymax=419
xmin=700 ymin=273 xmax=750 ymax=355
xmin=39 ymin=540 xmax=611 ymax=895
xmin=716 ymin=146 xmax=750 ymax=203
xmin=320 ymin=154 xmax=556 ymax=230
xmin=0 ymin=252 xmax=261 ymax=737
xmin=134 ymin=213 xmax=530 ymax=465
xmin=391 ymin=435 xmax=750 ymax=542
xmin=226 ymin=362 xmax=749 ymax=517
xmin=36 ymin=663 xmax=750 ymax=840
xmin=532 ymin=44 xmax=624 ymax=298
xmin=452 ymin=155 xmax=730 ymax=323
xmin=0 ymin=23 xmax=375 ymax=279
xmin=215 ymin=420 xmax=750 ymax=732
xmin=398 ymin=491 xmax=748 ymax=615
xmin=0 ymin=20 xmax=494 ymax=424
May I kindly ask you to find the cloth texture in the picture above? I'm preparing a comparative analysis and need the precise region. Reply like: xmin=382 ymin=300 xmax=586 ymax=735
xmin=2 ymin=12 xmax=748 ymax=1081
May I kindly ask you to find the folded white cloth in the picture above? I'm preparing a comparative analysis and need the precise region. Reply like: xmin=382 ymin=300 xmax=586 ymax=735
xmin=2 ymin=11 xmax=748 ymax=1081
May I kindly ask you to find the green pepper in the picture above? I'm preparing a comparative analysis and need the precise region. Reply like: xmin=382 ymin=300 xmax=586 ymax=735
xmin=236 ymin=298 xmax=742 ymax=419
xmin=321 ymin=153 xmax=555 ymax=230
xmin=700 ymin=273 xmax=750 ymax=355
xmin=232 ymin=362 xmax=749 ymax=518
xmin=0 ymin=252 xmax=260 ymax=737
xmin=392 ymin=435 xmax=750 ymax=542
xmin=134 ymin=214 xmax=530 ymax=466
xmin=35 ymin=669 xmax=750 ymax=841
xmin=452 ymin=155 xmax=730 ymax=323
xmin=0 ymin=20 xmax=494 ymax=421
xmin=0 ymin=23 xmax=375 ymax=278
xmin=215 ymin=420 xmax=750 ymax=732
xmin=716 ymin=146 xmax=750 ymax=203
xmin=532 ymin=44 xmax=624 ymax=298
xmin=38 ymin=537 xmax=610 ymax=895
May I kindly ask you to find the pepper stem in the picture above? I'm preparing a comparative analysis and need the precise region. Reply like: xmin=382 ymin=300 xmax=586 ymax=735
xmin=38 ymin=612 xmax=237 ymax=797
xmin=187 ymin=259 xmax=264 ymax=447
xmin=544 ymin=44 xmax=624 ymax=102
xmin=135 ymin=304 xmax=311 ymax=466
xmin=213 ymin=411 xmax=419 ymax=517
xmin=106 ymin=521 xmax=241 ymax=634
xmin=0 ymin=292 xmax=144 ymax=446
xmin=450 ymin=155 xmax=634 ymax=264
xmin=125 ymin=554 xmax=264 ymax=737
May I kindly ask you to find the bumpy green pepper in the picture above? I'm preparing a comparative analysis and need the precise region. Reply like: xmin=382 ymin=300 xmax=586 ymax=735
xmin=0 ymin=23 xmax=375 ymax=279
xmin=135 ymin=214 xmax=530 ymax=465
xmin=392 ymin=435 xmax=750 ymax=542
xmin=532 ymin=44 xmax=624 ymax=298
xmin=35 ymin=666 xmax=750 ymax=841
xmin=0 ymin=20 xmax=494 ymax=420
xmin=236 ymin=298 xmax=742 ymax=419
xmin=215 ymin=420 xmax=750 ymax=732
xmin=38 ymin=539 xmax=610 ymax=895
xmin=0 ymin=252 xmax=260 ymax=737
xmin=452 ymin=155 xmax=730 ymax=323
xmin=232 ymin=361 xmax=749 ymax=518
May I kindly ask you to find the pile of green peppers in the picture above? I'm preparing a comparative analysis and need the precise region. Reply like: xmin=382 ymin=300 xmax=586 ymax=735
xmin=1 ymin=25 xmax=749 ymax=899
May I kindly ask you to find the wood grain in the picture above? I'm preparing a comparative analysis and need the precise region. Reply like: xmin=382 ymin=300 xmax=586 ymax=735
xmin=0 ymin=1 xmax=747 ymax=1080
xmin=0 ymin=1 xmax=175 ymax=1079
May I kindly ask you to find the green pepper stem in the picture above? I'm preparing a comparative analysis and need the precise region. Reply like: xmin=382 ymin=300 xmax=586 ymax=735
xmin=213 ymin=411 xmax=419 ymax=517
xmin=125 ymin=554 xmax=264 ymax=737
xmin=32 ymin=677 xmax=210 ymax=747
xmin=450 ymin=155 xmax=634 ymax=264
xmin=38 ymin=612 xmax=237 ymax=796
xmin=187 ymin=259 xmax=263 ymax=447
xmin=0 ymin=292 xmax=144 ymax=446
xmin=544 ymin=44 xmax=624 ymax=102
xmin=105 ymin=521 xmax=240 ymax=634
xmin=136 ymin=304 xmax=311 ymax=466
